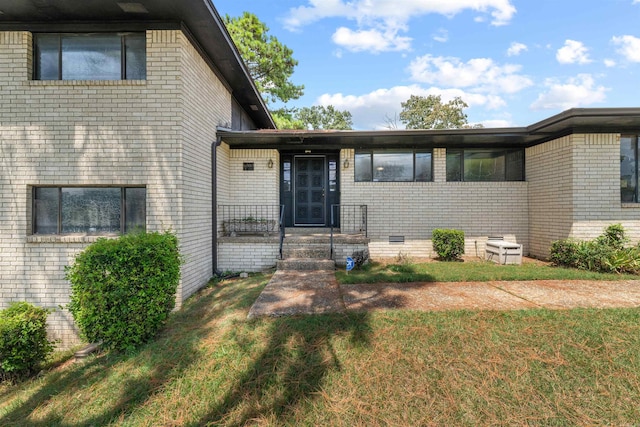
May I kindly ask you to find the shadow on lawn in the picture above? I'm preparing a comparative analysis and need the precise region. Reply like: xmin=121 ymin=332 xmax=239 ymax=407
xmin=188 ymin=274 xmax=373 ymax=426
xmin=0 ymin=278 xmax=264 ymax=427
xmin=338 ymin=262 xmax=437 ymax=284
xmin=191 ymin=311 xmax=371 ymax=427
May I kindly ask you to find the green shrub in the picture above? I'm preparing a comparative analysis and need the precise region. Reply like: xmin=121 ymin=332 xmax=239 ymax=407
xmin=596 ymin=223 xmax=628 ymax=250
xmin=432 ymin=229 xmax=465 ymax=261
xmin=66 ymin=231 xmax=182 ymax=352
xmin=603 ymin=247 xmax=640 ymax=274
xmin=550 ymin=224 xmax=640 ymax=274
xmin=352 ymin=249 xmax=369 ymax=269
xmin=549 ymin=239 xmax=580 ymax=268
xmin=0 ymin=302 xmax=54 ymax=381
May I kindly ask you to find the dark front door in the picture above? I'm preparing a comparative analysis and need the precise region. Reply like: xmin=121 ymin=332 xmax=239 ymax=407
xmin=294 ymin=156 xmax=325 ymax=225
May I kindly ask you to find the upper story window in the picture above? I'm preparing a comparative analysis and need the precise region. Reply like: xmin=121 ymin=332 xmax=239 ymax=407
xmin=34 ymin=33 xmax=146 ymax=81
xmin=621 ymin=135 xmax=639 ymax=202
xmin=446 ymin=148 xmax=524 ymax=182
xmin=355 ymin=150 xmax=432 ymax=182
xmin=33 ymin=187 xmax=146 ymax=235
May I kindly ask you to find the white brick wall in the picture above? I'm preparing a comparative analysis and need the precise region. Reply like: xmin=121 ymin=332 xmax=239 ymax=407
xmin=217 ymin=239 xmax=280 ymax=272
xmin=527 ymin=133 xmax=640 ymax=258
xmin=526 ymin=136 xmax=575 ymax=258
xmin=0 ymin=30 xmax=233 ymax=347
xmin=340 ymin=148 xmax=529 ymax=257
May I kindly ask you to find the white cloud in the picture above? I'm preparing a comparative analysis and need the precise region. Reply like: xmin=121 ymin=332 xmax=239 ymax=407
xmin=332 ymin=27 xmax=411 ymax=52
xmin=285 ymin=0 xmax=516 ymax=29
xmin=506 ymin=42 xmax=527 ymax=56
xmin=612 ymin=35 xmax=640 ymax=62
xmin=479 ymin=119 xmax=513 ymax=128
xmin=556 ymin=40 xmax=591 ymax=64
xmin=317 ymin=85 xmax=506 ymax=129
xmin=604 ymin=59 xmax=617 ymax=67
xmin=531 ymin=74 xmax=608 ymax=110
xmin=433 ymin=29 xmax=449 ymax=43
xmin=408 ymin=55 xmax=533 ymax=94
xmin=284 ymin=0 xmax=516 ymax=52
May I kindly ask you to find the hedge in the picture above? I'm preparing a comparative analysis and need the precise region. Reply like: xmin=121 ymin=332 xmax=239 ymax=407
xmin=66 ymin=231 xmax=182 ymax=352
xmin=0 ymin=302 xmax=54 ymax=381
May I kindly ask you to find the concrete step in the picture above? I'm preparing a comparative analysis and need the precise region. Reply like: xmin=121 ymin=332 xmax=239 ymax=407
xmin=276 ymin=258 xmax=336 ymax=271
xmin=286 ymin=227 xmax=336 ymax=235
xmin=282 ymin=246 xmax=331 ymax=259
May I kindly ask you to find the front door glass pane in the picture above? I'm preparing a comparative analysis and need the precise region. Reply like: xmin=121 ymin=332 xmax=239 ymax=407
xmin=295 ymin=157 xmax=325 ymax=224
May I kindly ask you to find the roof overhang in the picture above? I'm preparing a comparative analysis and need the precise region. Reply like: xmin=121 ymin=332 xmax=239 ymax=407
xmin=0 ymin=0 xmax=275 ymax=129
xmin=218 ymin=108 xmax=640 ymax=149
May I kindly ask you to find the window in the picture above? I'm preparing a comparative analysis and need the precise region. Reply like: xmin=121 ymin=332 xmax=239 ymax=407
xmin=33 ymin=187 xmax=146 ymax=234
xmin=355 ymin=150 xmax=432 ymax=182
xmin=446 ymin=148 xmax=524 ymax=182
xmin=34 ymin=33 xmax=146 ymax=81
xmin=621 ymin=135 xmax=639 ymax=202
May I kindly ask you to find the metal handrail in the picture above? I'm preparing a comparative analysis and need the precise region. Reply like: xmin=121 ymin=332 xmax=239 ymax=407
xmin=218 ymin=205 xmax=282 ymax=237
xmin=330 ymin=204 xmax=368 ymax=259
xmin=278 ymin=205 xmax=285 ymax=260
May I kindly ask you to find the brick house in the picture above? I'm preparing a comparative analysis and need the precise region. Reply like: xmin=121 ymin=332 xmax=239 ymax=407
xmin=216 ymin=113 xmax=640 ymax=270
xmin=2 ymin=1 xmax=640 ymax=347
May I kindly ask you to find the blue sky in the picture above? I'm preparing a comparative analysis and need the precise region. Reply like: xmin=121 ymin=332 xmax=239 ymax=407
xmin=214 ymin=0 xmax=640 ymax=130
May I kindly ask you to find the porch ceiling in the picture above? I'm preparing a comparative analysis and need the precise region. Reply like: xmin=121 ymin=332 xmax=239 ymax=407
xmin=218 ymin=108 xmax=640 ymax=149
xmin=0 ymin=0 xmax=275 ymax=130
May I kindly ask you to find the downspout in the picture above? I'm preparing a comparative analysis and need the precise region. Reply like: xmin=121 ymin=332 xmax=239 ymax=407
xmin=212 ymin=134 xmax=223 ymax=275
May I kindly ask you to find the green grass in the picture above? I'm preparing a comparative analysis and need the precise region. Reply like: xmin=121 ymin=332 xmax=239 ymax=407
xmin=337 ymin=259 xmax=640 ymax=284
xmin=2 ymin=275 xmax=640 ymax=426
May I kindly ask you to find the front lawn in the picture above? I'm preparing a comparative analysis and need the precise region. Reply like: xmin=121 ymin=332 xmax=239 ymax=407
xmin=2 ymin=275 xmax=640 ymax=426
xmin=337 ymin=258 xmax=640 ymax=284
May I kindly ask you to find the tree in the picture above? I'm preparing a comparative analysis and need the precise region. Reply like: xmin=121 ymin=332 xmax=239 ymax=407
xmin=272 ymin=108 xmax=305 ymax=130
xmin=224 ymin=12 xmax=304 ymax=104
xmin=399 ymin=95 xmax=469 ymax=129
xmin=272 ymin=105 xmax=353 ymax=130
xmin=297 ymin=105 xmax=353 ymax=130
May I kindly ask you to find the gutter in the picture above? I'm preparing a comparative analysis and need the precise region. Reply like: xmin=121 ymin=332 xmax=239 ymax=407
xmin=212 ymin=133 xmax=224 ymax=275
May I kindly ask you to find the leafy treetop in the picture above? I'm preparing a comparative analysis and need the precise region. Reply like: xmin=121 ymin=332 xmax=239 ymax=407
xmin=224 ymin=12 xmax=304 ymax=104
xmin=399 ymin=95 xmax=469 ymax=129
xmin=273 ymin=106 xmax=353 ymax=130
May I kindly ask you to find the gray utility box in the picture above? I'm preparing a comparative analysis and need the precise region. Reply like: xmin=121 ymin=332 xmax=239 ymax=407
xmin=485 ymin=239 xmax=522 ymax=265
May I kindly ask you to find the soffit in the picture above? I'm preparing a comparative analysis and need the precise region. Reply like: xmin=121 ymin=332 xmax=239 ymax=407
xmin=218 ymin=108 xmax=640 ymax=149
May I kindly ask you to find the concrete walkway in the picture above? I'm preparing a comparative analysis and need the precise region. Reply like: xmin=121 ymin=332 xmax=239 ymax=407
xmin=248 ymin=271 xmax=640 ymax=318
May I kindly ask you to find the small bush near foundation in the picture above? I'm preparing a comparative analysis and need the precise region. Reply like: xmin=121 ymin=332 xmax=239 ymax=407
xmin=66 ymin=231 xmax=182 ymax=352
xmin=395 ymin=251 xmax=413 ymax=265
xmin=596 ymin=223 xmax=628 ymax=250
xmin=0 ymin=302 xmax=54 ymax=381
xmin=432 ymin=229 xmax=465 ymax=261
xmin=352 ymin=249 xmax=369 ymax=269
xmin=550 ymin=224 xmax=640 ymax=274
